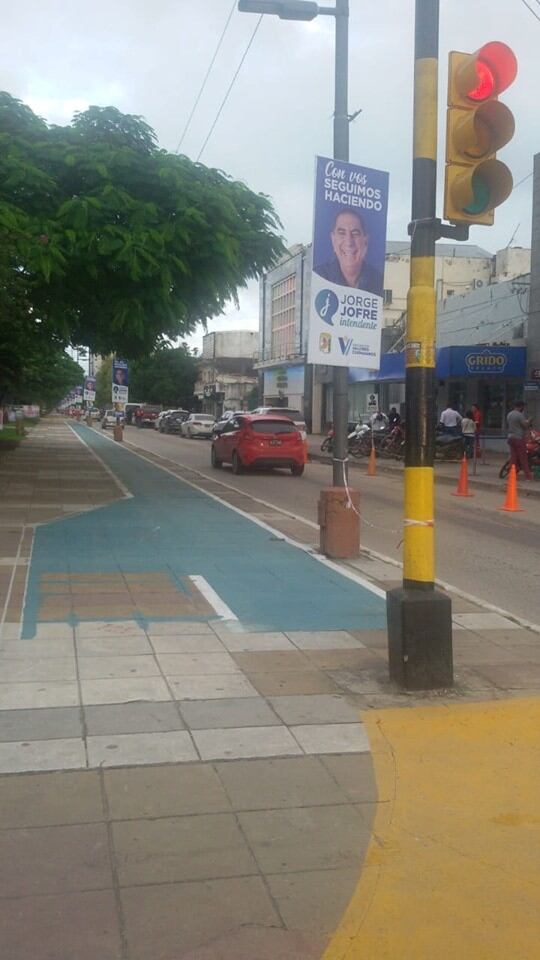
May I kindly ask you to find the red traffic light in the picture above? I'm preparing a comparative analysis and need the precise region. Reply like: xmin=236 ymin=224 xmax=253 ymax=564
xmin=460 ymin=42 xmax=517 ymax=103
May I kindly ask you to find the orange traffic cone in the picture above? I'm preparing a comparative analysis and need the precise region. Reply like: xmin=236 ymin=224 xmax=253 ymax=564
xmin=452 ymin=454 xmax=474 ymax=497
xmin=499 ymin=464 xmax=524 ymax=512
xmin=367 ymin=444 xmax=376 ymax=477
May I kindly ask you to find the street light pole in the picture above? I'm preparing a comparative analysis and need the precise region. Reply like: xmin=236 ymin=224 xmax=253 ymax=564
xmin=238 ymin=0 xmax=350 ymax=488
xmin=331 ymin=0 xmax=349 ymax=486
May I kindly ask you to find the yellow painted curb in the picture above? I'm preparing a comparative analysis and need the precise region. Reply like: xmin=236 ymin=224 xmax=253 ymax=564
xmin=323 ymin=698 xmax=540 ymax=960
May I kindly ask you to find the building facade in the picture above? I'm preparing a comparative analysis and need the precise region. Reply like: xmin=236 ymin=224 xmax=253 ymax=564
xmin=194 ymin=331 xmax=259 ymax=418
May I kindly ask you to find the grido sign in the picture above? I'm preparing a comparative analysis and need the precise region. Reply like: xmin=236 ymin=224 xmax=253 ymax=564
xmin=308 ymin=156 xmax=389 ymax=370
xmin=465 ymin=351 xmax=507 ymax=374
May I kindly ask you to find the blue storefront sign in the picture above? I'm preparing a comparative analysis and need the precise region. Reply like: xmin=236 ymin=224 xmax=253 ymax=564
xmin=377 ymin=346 xmax=526 ymax=381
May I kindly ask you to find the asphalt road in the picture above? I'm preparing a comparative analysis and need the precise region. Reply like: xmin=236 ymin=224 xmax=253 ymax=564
xmin=120 ymin=425 xmax=540 ymax=626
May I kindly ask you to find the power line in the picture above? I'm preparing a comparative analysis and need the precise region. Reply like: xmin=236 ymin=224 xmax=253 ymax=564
xmin=513 ymin=171 xmax=533 ymax=190
xmin=175 ymin=0 xmax=237 ymax=154
xmin=519 ymin=0 xmax=540 ymax=22
xmin=197 ymin=14 xmax=264 ymax=162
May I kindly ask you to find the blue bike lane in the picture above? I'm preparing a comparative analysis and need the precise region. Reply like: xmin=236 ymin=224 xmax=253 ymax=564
xmin=22 ymin=424 xmax=386 ymax=638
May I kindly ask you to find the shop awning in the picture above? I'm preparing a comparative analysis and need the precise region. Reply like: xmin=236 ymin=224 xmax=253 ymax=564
xmin=376 ymin=345 xmax=526 ymax=382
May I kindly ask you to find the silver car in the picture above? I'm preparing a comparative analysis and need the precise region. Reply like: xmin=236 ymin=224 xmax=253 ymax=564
xmin=180 ymin=414 xmax=216 ymax=439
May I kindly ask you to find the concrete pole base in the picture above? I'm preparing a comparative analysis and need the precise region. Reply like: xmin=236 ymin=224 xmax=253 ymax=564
xmin=318 ymin=487 xmax=360 ymax=559
xmin=387 ymin=587 xmax=454 ymax=690
xmin=113 ymin=424 xmax=124 ymax=443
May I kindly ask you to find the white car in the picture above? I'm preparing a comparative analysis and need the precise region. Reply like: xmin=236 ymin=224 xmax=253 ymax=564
xmin=250 ymin=407 xmax=307 ymax=440
xmin=180 ymin=414 xmax=215 ymax=438
xmin=101 ymin=409 xmax=124 ymax=430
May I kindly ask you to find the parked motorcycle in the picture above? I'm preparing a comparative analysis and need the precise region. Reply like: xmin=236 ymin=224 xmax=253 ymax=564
xmin=321 ymin=428 xmax=334 ymax=453
xmin=435 ymin=426 xmax=465 ymax=461
xmin=320 ymin=422 xmax=370 ymax=456
xmin=499 ymin=428 xmax=540 ymax=479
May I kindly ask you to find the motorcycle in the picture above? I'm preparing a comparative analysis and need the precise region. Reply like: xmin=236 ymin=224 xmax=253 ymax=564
xmin=499 ymin=428 xmax=540 ymax=479
xmin=320 ymin=422 xmax=370 ymax=456
xmin=435 ymin=426 xmax=465 ymax=461
xmin=321 ymin=428 xmax=334 ymax=453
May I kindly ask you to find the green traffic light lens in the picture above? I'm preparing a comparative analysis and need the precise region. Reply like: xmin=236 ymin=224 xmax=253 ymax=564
xmin=463 ymin=173 xmax=490 ymax=214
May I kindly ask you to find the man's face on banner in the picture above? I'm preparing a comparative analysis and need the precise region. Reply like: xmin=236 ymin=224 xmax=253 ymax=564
xmin=331 ymin=212 xmax=369 ymax=283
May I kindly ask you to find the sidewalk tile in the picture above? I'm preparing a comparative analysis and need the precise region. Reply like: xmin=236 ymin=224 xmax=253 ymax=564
xmin=104 ymin=764 xmax=230 ymax=819
xmin=320 ymin=754 xmax=380 ymax=803
xmin=0 ymin=770 xmax=103 ymax=828
xmin=0 ymin=623 xmax=21 ymax=639
xmin=84 ymin=701 xmax=184 ymax=735
xmin=302 ymin=649 xmax=386 ymax=670
xmin=157 ymin=651 xmax=240 ymax=676
xmin=476 ymin=661 xmax=540 ymax=688
xmin=75 ymin=620 xmax=146 ymax=639
xmin=269 ymin=695 xmax=361 ymax=725
xmin=0 ymin=638 xmax=74 ymax=659
xmin=149 ymin=634 xmax=225 ymax=653
xmin=0 ymin=658 xmax=76 ymax=682
xmin=147 ymin=621 xmax=214 ymax=637
xmin=291 ymin=723 xmax=370 ymax=754
xmin=0 ymin=889 xmax=122 ymax=960
xmin=170 ymin=674 xmax=258 ymax=700
xmin=0 ymin=681 xmax=79 ymax=710
xmin=80 ymin=676 xmax=171 ymax=705
xmin=231 ymin=650 xmax=311 ymax=673
xmin=0 ymin=737 xmax=86 ymax=774
xmin=78 ymin=654 xmax=161 ymax=679
xmin=121 ymin=876 xmax=279 ymax=959
xmin=192 ymin=725 xmax=303 ymax=761
xmin=76 ymin=635 xmax=152 ymax=656
xmin=248 ymin=671 xmax=342 ymax=697
xmin=220 ymin=632 xmax=296 ymax=652
xmin=112 ymin=813 xmax=257 ymax=885
xmin=31 ymin=624 xmax=74 ymax=640
xmin=267 ymin=867 xmax=359 ymax=933
xmin=87 ymin=730 xmax=197 ymax=767
xmin=286 ymin=631 xmax=365 ymax=650
xmin=0 ymin=706 xmax=82 ymax=742
xmin=0 ymin=823 xmax=112 ymax=897
xmin=452 ymin=612 xmax=520 ymax=631
xmin=180 ymin=697 xmax=280 ymax=730
xmin=238 ymin=804 xmax=368 ymax=874
xmin=215 ymin=756 xmax=349 ymax=810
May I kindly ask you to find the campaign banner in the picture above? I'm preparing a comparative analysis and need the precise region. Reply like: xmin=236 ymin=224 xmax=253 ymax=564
xmin=73 ymin=385 xmax=83 ymax=405
xmin=83 ymin=376 xmax=96 ymax=402
xmin=308 ymin=156 xmax=389 ymax=370
xmin=112 ymin=359 xmax=129 ymax=404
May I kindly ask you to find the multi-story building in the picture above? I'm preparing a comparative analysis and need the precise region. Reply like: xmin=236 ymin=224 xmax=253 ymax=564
xmin=194 ymin=331 xmax=259 ymax=418
xmin=257 ymin=240 xmax=507 ymax=431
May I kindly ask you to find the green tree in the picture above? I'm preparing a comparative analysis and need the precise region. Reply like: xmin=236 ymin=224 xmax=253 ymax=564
xmin=130 ymin=345 xmax=197 ymax=408
xmin=0 ymin=95 xmax=284 ymax=364
xmin=95 ymin=357 xmax=113 ymax=409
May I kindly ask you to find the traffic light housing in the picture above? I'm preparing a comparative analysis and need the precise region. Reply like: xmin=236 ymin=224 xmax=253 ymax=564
xmin=444 ymin=42 xmax=517 ymax=225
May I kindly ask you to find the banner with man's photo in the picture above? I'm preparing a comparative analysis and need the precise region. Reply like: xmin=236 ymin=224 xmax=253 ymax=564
xmin=112 ymin=359 xmax=129 ymax=404
xmin=83 ymin=376 xmax=96 ymax=402
xmin=308 ymin=156 xmax=389 ymax=370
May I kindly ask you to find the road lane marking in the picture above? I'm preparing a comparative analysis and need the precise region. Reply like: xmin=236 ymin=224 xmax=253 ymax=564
xmin=188 ymin=575 xmax=238 ymax=621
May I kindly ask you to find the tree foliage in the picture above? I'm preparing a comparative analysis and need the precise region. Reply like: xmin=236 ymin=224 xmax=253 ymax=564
xmin=129 ymin=345 xmax=198 ymax=409
xmin=0 ymin=94 xmax=284 ymax=364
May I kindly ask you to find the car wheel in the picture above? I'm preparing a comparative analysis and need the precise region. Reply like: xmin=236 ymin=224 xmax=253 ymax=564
xmin=211 ymin=445 xmax=222 ymax=469
xmin=291 ymin=464 xmax=305 ymax=477
xmin=187 ymin=428 xmax=192 ymax=439
xmin=232 ymin=451 xmax=243 ymax=475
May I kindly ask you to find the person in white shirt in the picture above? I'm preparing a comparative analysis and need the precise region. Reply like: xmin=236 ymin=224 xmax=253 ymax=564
xmin=461 ymin=410 xmax=476 ymax=458
xmin=439 ymin=405 xmax=462 ymax=436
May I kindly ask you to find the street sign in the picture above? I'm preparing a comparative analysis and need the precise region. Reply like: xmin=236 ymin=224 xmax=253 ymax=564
xmin=367 ymin=393 xmax=379 ymax=413
xmin=524 ymin=381 xmax=540 ymax=392
xmin=308 ymin=156 xmax=389 ymax=370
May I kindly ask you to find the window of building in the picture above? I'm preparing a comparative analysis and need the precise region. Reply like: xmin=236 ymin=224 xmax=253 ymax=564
xmin=446 ymin=289 xmax=454 ymax=297
xmin=383 ymin=289 xmax=393 ymax=305
xmin=271 ymin=274 xmax=296 ymax=359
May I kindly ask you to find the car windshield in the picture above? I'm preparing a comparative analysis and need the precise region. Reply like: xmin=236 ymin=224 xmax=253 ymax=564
xmin=251 ymin=420 xmax=297 ymax=435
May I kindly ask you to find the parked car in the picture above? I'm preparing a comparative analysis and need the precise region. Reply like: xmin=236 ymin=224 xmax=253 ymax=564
xmin=180 ymin=414 xmax=216 ymax=438
xmin=212 ymin=411 xmax=244 ymax=436
xmin=101 ymin=409 xmax=124 ymax=430
xmin=250 ymin=407 xmax=308 ymax=439
xmin=135 ymin=404 xmax=161 ymax=428
xmin=211 ymin=414 xmax=306 ymax=476
xmin=163 ymin=410 xmax=189 ymax=434
xmin=89 ymin=408 xmax=101 ymax=421
xmin=155 ymin=410 xmax=175 ymax=432
xmin=124 ymin=402 xmax=142 ymax=425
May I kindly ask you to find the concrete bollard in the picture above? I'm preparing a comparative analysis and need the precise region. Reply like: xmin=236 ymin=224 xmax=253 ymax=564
xmin=318 ymin=487 xmax=360 ymax=559
xmin=113 ymin=423 xmax=124 ymax=443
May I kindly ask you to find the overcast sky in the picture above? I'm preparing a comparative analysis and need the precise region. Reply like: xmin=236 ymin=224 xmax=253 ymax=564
xmin=3 ymin=0 xmax=538 ymax=353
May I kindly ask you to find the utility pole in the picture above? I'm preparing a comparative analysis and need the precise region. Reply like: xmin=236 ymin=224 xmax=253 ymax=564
xmin=331 ymin=0 xmax=350 ymax=486
xmin=386 ymin=0 xmax=453 ymax=690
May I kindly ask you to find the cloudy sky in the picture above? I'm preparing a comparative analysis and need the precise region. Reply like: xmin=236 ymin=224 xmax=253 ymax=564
xmin=3 ymin=0 xmax=538 ymax=352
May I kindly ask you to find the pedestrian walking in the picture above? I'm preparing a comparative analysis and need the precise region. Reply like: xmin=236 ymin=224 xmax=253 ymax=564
xmin=461 ymin=410 xmax=476 ymax=459
xmin=471 ymin=402 xmax=483 ymax=457
xmin=506 ymin=400 xmax=532 ymax=480
xmin=439 ymin=404 xmax=462 ymax=436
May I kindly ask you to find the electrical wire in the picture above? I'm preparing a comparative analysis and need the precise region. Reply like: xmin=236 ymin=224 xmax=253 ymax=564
xmin=519 ymin=0 xmax=540 ymax=21
xmin=174 ymin=0 xmax=237 ymax=154
xmin=513 ymin=171 xmax=534 ymax=190
xmin=197 ymin=14 xmax=264 ymax=162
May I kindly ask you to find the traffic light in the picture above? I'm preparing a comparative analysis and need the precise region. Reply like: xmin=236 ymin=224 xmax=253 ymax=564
xmin=444 ymin=41 xmax=517 ymax=225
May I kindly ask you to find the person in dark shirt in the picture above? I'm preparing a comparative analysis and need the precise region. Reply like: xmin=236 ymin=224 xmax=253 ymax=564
xmin=314 ymin=210 xmax=383 ymax=297
xmin=388 ymin=407 xmax=401 ymax=427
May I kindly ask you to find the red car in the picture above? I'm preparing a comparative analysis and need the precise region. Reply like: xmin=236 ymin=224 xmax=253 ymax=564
xmin=211 ymin=414 xmax=306 ymax=476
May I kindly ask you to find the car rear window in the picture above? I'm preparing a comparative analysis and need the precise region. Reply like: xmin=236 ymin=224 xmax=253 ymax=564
xmin=251 ymin=420 xmax=297 ymax=435
xmin=267 ymin=409 xmax=303 ymax=420
xmin=194 ymin=415 xmax=214 ymax=422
